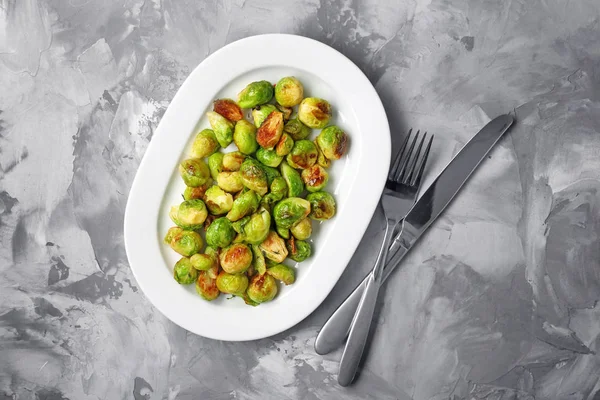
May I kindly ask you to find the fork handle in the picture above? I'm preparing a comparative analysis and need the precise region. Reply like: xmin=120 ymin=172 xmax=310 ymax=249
xmin=337 ymin=219 xmax=395 ymax=386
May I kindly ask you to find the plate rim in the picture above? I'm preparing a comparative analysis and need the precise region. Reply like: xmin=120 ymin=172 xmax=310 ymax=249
xmin=124 ymin=33 xmax=390 ymax=341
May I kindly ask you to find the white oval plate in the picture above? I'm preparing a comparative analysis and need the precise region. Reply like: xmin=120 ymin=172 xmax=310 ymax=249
xmin=124 ymin=34 xmax=390 ymax=341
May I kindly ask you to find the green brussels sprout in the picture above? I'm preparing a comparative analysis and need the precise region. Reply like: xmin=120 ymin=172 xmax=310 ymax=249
xmin=203 ymin=186 xmax=233 ymax=215
xmin=191 ymin=129 xmax=220 ymax=158
xmin=259 ymin=231 xmax=289 ymax=263
xmin=166 ymin=228 xmax=204 ymax=257
xmin=273 ymin=197 xmax=311 ymax=229
xmin=232 ymin=215 xmax=251 ymax=234
xmin=301 ymin=165 xmax=329 ymax=192
xmin=286 ymin=140 xmax=318 ymax=169
xmin=216 ymin=271 xmax=249 ymax=296
xmin=213 ymin=98 xmax=243 ymax=122
xmin=208 ymin=152 xmax=224 ymax=180
xmin=227 ymin=189 xmax=259 ymax=221
xmin=242 ymin=208 xmax=271 ymax=244
xmin=183 ymin=182 xmax=212 ymax=201
xmin=247 ymin=273 xmax=278 ymax=303
xmin=207 ymin=111 xmax=234 ymax=148
xmin=179 ymin=158 xmax=211 ymax=187
xmin=256 ymin=111 xmax=284 ymax=150
xmin=307 ymin=191 xmax=336 ymax=220
xmin=239 ymin=158 xmax=268 ymax=195
xmin=298 ymin=97 xmax=332 ymax=129
xmin=223 ymin=151 xmax=245 ymax=171
xmin=267 ymin=264 xmax=296 ymax=285
xmin=219 ymin=243 xmax=253 ymax=274
xmin=314 ymin=138 xmax=331 ymax=168
xmin=316 ymin=125 xmax=348 ymax=160
xmin=262 ymin=165 xmax=281 ymax=185
xmin=190 ymin=246 xmax=219 ymax=271
xmin=290 ymin=217 xmax=312 ymax=240
xmin=275 ymin=104 xmax=292 ymax=121
xmin=275 ymin=133 xmax=294 ymax=157
xmin=256 ymin=148 xmax=283 ymax=168
xmin=237 ymin=80 xmax=274 ymax=109
xmin=270 ymin=176 xmax=288 ymax=200
xmin=276 ymin=225 xmax=290 ymax=239
xmin=169 ymin=199 xmax=208 ymax=230
xmin=196 ymin=270 xmax=220 ymax=300
xmin=280 ymin=161 xmax=304 ymax=197
xmin=251 ymin=244 xmax=267 ymax=275
xmin=233 ymin=119 xmax=258 ymax=155
xmin=287 ymin=237 xmax=312 ymax=262
xmin=252 ymin=104 xmax=277 ymax=128
xmin=284 ymin=118 xmax=311 ymax=141
xmin=275 ymin=76 xmax=304 ymax=107
xmin=217 ymin=171 xmax=244 ymax=193
xmin=205 ymin=217 xmax=236 ymax=248
xmin=173 ymin=257 xmax=198 ymax=284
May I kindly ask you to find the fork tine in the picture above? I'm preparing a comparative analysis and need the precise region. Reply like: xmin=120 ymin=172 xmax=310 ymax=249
xmin=402 ymin=132 xmax=428 ymax=184
xmin=395 ymin=130 xmax=419 ymax=182
xmin=410 ymin=133 xmax=433 ymax=187
xmin=388 ymin=129 xmax=412 ymax=181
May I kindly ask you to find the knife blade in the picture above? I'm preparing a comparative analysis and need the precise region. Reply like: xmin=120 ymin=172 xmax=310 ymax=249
xmin=315 ymin=114 xmax=514 ymax=356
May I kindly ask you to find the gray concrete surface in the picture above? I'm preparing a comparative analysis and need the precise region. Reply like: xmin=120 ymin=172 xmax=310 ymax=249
xmin=2 ymin=0 xmax=600 ymax=399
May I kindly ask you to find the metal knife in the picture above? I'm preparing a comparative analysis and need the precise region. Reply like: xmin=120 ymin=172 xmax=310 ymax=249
xmin=315 ymin=114 xmax=515 ymax=360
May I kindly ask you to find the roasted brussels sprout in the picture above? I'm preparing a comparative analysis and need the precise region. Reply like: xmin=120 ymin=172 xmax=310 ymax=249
xmin=262 ymin=165 xmax=281 ymax=185
xmin=183 ymin=182 xmax=211 ymax=201
xmin=203 ymin=186 xmax=233 ymax=215
xmin=251 ymin=244 xmax=267 ymax=275
xmin=287 ymin=237 xmax=312 ymax=262
xmin=298 ymin=97 xmax=331 ymax=129
xmin=241 ymin=208 xmax=271 ymax=244
xmin=179 ymin=158 xmax=211 ymax=187
xmin=276 ymin=104 xmax=292 ymax=121
xmin=190 ymin=246 xmax=219 ymax=271
xmin=233 ymin=119 xmax=259 ymax=155
xmin=239 ymin=158 xmax=268 ymax=195
xmin=314 ymin=138 xmax=331 ymax=168
xmin=191 ymin=129 xmax=220 ymax=158
xmin=276 ymin=225 xmax=290 ymax=239
xmin=287 ymin=140 xmax=318 ymax=169
xmin=208 ymin=152 xmax=224 ymax=181
xmin=273 ymin=197 xmax=311 ymax=229
xmin=259 ymin=231 xmax=288 ymax=263
xmin=267 ymin=264 xmax=296 ymax=285
xmin=275 ymin=76 xmax=304 ymax=107
xmin=316 ymin=125 xmax=348 ymax=160
xmin=169 ymin=199 xmax=208 ymax=230
xmin=207 ymin=111 xmax=234 ymax=148
xmin=280 ymin=161 xmax=304 ymax=197
xmin=213 ymin=98 xmax=243 ymax=122
xmin=223 ymin=151 xmax=245 ymax=171
xmin=165 ymin=228 xmax=203 ymax=256
xmin=220 ymin=243 xmax=253 ymax=274
xmin=290 ymin=217 xmax=312 ymax=240
xmin=173 ymin=257 xmax=198 ymax=284
xmin=270 ymin=176 xmax=288 ymax=200
xmin=252 ymin=104 xmax=277 ymax=128
xmin=205 ymin=217 xmax=236 ymax=248
xmin=216 ymin=271 xmax=249 ymax=296
xmin=256 ymin=148 xmax=283 ymax=168
xmin=232 ymin=215 xmax=251 ymax=234
xmin=237 ymin=80 xmax=274 ymax=109
xmin=256 ymin=111 xmax=284 ymax=150
xmin=284 ymin=118 xmax=311 ymax=141
xmin=217 ymin=171 xmax=244 ymax=193
xmin=227 ymin=189 xmax=259 ymax=221
xmin=247 ymin=273 xmax=278 ymax=303
xmin=275 ymin=133 xmax=294 ymax=157
xmin=196 ymin=270 xmax=220 ymax=300
xmin=301 ymin=165 xmax=329 ymax=192
xmin=307 ymin=191 xmax=336 ymax=220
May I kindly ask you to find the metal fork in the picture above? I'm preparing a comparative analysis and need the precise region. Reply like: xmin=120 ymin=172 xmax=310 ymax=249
xmin=337 ymin=130 xmax=433 ymax=386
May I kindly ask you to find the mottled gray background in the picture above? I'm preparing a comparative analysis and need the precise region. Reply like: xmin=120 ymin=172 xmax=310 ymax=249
xmin=2 ymin=0 xmax=600 ymax=399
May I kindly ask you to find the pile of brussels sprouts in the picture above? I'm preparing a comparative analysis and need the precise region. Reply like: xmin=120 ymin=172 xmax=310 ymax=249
xmin=164 ymin=76 xmax=348 ymax=306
